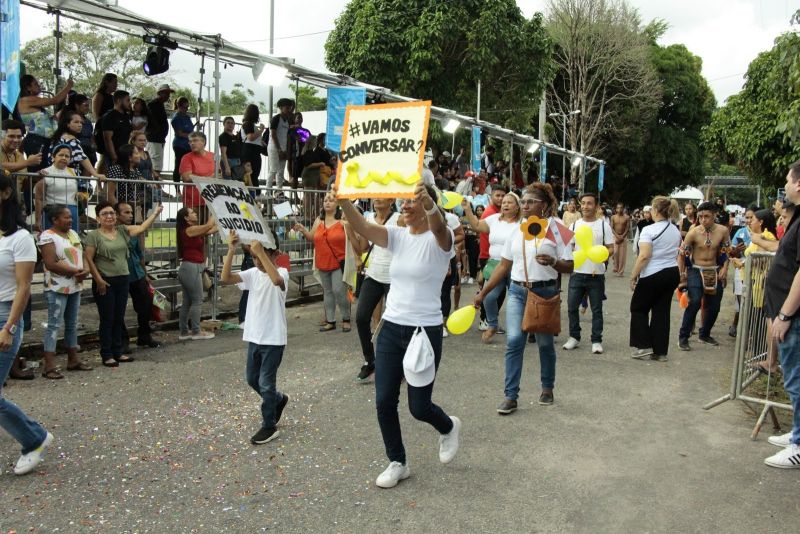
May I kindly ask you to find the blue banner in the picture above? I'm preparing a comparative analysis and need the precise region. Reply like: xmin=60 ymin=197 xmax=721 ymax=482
xmin=598 ymin=164 xmax=605 ymax=192
xmin=471 ymin=126 xmax=481 ymax=172
xmin=539 ymin=146 xmax=547 ymax=182
xmin=326 ymin=86 xmax=366 ymax=153
xmin=0 ymin=0 xmax=21 ymax=112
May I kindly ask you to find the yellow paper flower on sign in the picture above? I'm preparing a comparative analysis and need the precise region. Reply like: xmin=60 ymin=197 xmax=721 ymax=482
xmin=521 ymin=216 xmax=548 ymax=241
xmin=239 ymin=203 xmax=254 ymax=220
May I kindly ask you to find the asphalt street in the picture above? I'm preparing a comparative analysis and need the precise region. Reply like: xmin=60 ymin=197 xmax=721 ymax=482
xmin=0 ymin=271 xmax=796 ymax=533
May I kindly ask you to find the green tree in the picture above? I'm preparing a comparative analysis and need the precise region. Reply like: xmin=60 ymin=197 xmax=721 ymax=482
xmin=546 ymin=0 xmax=662 ymax=189
xmin=703 ymin=36 xmax=800 ymax=189
xmin=324 ymin=0 xmax=555 ymax=141
xmin=602 ymin=36 xmax=716 ymax=205
xmin=776 ymin=10 xmax=800 ymax=149
xmin=294 ymin=86 xmax=326 ymax=112
xmin=21 ymin=23 xmax=155 ymax=96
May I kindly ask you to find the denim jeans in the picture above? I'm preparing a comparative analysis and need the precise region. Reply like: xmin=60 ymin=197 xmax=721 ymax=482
xmin=43 ymin=291 xmax=81 ymax=353
xmin=567 ymin=273 xmax=605 ymax=343
xmin=0 ymin=302 xmax=48 ymax=454
xmin=777 ymin=317 xmax=800 ymax=445
xmin=355 ymin=277 xmax=390 ymax=364
xmin=375 ymin=320 xmax=454 ymax=464
xmin=484 ymin=274 xmax=509 ymax=329
xmin=504 ymin=282 xmax=558 ymax=400
xmin=679 ymin=267 xmax=723 ymax=339
xmin=245 ymin=343 xmax=285 ymax=429
xmin=93 ymin=275 xmax=129 ymax=360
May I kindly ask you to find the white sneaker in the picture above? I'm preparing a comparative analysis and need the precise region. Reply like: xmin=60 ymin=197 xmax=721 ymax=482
xmin=191 ymin=330 xmax=215 ymax=340
xmin=768 ymin=432 xmax=794 ymax=448
xmin=442 ymin=328 xmax=449 ymax=338
xmin=439 ymin=416 xmax=461 ymax=464
xmin=764 ymin=443 xmax=800 ymax=468
xmin=178 ymin=333 xmax=192 ymax=341
xmin=14 ymin=432 xmax=54 ymax=475
xmin=376 ymin=461 xmax=410 ymax=488
xmin=591 ymin=343 xmax=603 ymax=354
xmin=631 ymin=348 xmax=654 ymax=359
xmin=467 ymin=277 xmax=474 ymax=285
xmin=478 ymin=320 xmax=489 ymax=332
xmin=562 ymin=337 xmax=580 ymax=350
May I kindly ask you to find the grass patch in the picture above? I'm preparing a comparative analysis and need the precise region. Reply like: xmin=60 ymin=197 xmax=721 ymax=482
xmin=145 ymin=228 xmax=176 ymax=249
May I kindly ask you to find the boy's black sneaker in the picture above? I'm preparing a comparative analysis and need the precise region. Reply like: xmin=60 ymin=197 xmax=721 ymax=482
xmin=698 ymin=335 xmax=719 ymax=346
xmin=275 ymin=394 xmax=289 ymax=425
xmin=357 ymin=363 xmax=375 ymax=382
xmin=251 ymin=427 xmax=279 ymax=445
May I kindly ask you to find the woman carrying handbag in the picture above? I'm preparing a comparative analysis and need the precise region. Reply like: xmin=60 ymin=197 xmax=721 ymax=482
xmin=474 ymin=183 xmax=573 ymax=414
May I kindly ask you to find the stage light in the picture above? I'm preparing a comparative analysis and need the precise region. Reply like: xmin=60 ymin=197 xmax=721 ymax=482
xmin=442 ymin=118 xmax=460 ymax=134
xmin=143 ymin=46 xmax=170 ymax=76
xmin=571 ymin=155 xmax=582 ymax=168
xmin=252 ymin=61 xmax=288 ymax=86
xmin=527 ymin=142 xmax=541 ymax=154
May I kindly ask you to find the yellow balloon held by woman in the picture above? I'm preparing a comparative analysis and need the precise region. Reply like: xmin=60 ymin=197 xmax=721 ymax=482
xmin=587 ymin=244 xmax=610 ymax=264
xmin=575 ymin=224 xmax=593 ymax=250
xmin=446 ymin=305 xmax=476 ymax=335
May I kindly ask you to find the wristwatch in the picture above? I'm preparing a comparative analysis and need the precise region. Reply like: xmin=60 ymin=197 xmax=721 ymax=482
xmin=3 ymin=323 xmax=18 ymax=335
xmin=778 ymin=312 xmax=791 ymax=322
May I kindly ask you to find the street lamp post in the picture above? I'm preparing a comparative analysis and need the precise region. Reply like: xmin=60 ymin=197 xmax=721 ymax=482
xmin=549 ymin=109 xmax=580 ymax=199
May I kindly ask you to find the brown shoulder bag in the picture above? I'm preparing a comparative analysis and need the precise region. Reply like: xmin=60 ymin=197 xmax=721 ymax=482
xmin=520 ymin=240 xmax=562 ymax=334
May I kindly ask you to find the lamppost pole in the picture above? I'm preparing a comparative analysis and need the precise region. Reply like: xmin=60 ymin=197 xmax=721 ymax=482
xmin=549 ymin=109 xmax=580 ymax=199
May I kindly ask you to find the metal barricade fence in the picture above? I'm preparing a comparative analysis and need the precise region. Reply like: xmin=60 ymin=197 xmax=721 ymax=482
xmin=704 ymin=252 xmax=793 ymax=438
xmin=11 ymin=171 xmax=326 ymax=320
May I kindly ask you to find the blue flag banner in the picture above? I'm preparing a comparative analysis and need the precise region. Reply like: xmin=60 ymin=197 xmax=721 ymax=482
xmin=598 ymin=164 xmax=605 ymax=192
xmin=0 ymin=0 xmax=21 ymax=112
xmin=326 ymin=86 xmax=366 ymax=152
xmin=540 ymin=146 xmax=547 ymax=182
xmin=471 ymin=126 xmax=481 ymax=172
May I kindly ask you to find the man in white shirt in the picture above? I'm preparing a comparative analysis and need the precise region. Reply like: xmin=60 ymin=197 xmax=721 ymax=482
xmin=563 ymin=193 xmax=614 ymax=354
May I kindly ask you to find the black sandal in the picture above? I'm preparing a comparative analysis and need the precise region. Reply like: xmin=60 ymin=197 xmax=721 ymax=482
xmin=341 ymin=321 xmax=352 ymax=333
xmin=67 ymin=361 xmax=94 ymax=371
xmin=117 ymin=355 xmax=135 ymax=363
xmin=41 ymin=368 xmax=64 ymax=380
xmin=102 ymin=359 xmax=119 ymax=368
xmin=319 ymin=322 xmax=336 ymax=332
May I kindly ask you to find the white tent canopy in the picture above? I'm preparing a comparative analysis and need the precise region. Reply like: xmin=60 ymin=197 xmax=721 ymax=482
xmin=20 ymin=0 xmax=606 ymax=167
xmin=670 ymin=186 xmax=705 ymax=202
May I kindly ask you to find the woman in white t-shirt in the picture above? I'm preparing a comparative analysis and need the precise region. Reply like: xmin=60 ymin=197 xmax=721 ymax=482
xmin=628 ymin=196 xmax=682 ymax=362
xmin=338 ymin=181 xmax=461 ymax=489
xmin=475 ymin=183 xmax=574 ymax=413
xmin=0 ymin=174 xmax=54 ymax=474
xmin=463 ymin=192 xmax=522 ymax=343
xmin=352 ymin=198 xmax=400 ymax=382
xmin=34 ymin=144 xmax=79 ymax=232
xmin=39 ymin=204 xmax=93 ymax=379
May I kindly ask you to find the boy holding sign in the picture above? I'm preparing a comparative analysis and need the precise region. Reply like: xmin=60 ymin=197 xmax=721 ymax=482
xmin=221 ymin=230 xmax=289 ymax=445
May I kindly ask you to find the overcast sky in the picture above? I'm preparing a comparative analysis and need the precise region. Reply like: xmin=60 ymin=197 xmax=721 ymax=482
xmin=18 ymin=0 xmax=797 ymax=108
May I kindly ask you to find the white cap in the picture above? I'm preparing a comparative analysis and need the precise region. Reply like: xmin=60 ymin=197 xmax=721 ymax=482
xmin=402 ymin=328 xmax=436 ymax=387
xmin=643 ymin=205 xmax=652 ymax=212
xmin=442 ymin=151 xmax=452 ymax=158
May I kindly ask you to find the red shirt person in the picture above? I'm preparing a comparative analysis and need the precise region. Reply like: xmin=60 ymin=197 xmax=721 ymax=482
xmin=179 ymin=131 xmax=215 ymax=210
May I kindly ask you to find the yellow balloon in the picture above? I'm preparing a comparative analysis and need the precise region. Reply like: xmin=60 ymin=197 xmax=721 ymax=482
xmin=575 ymin=225 xmax=593 ymax=250
xmin=587 ymin=245 xmax=610 ymax=264
xmin=446 ymin=305 xmax=476 ymax=335
xmin=573 ymin=248 xmax=588 ymax=268
xmin=442 ymin=192 xmax=463 ymax=210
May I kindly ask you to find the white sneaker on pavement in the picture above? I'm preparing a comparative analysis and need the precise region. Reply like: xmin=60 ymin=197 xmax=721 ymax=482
xmin=376 ymin=461 xmax=411 ymax=488
xmin=439 ymin=416 xmax=461 ymax=464
xmin=442 ymin=328 xmax=449 ymax=338
xmin=562 ymin=337 xmax=580 ymax=350
xmin=768 ymin=432 xmax=794 ymax=448
xmin=191 ymin=330 xmax=215 ymax=340
xmin=478 ymin=320 xmax=489 ymax=332
xmin=591 ymin=343 xmax=603 ymax=354
xmin=14 ymin=432 xmax=54 ymax=475
xmin=764 ymin=443 xmax=800 ymax=468
xmin=631 ymin=348 xmax=654 ymax=359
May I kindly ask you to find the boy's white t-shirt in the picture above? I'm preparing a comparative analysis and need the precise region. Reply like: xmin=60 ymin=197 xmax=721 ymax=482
xmin=382 ymin=225 xmax=455 ymax=327
xmin=570 ymin=218 xmax=614 ymax=275
xmin=237 ymin=266 xmax=290 ymax=346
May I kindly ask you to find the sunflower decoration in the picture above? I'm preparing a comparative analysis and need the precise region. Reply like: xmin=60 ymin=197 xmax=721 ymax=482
xmin=521 ymin=215 xmax=548 ymax=241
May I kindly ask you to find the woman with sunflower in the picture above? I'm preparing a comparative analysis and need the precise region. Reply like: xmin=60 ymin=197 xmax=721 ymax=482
xmin=474 ymin=183 xmax=573 ymax=414
xmin=462 ymin=192 xmax=522 ymax=343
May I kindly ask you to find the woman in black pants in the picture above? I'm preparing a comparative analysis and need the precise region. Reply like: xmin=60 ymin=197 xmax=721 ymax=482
xmin=352 ymin=198 xmax=400 ymax=381
xmin=629 ymin=196 xmax=682 ymax=362
xmin=240 ymin=104 xmax=264 ymax=193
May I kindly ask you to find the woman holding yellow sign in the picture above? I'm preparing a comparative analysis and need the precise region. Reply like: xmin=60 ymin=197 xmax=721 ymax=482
xmin=335 ymin=181 xmax=461 ymax=489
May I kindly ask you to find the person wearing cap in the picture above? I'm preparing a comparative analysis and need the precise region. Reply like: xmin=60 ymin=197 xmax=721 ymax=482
xmin=634 ymin=205 xmax=653 ymax=255
xmin=266 ymin=98 xmax=295 ymax=194
xmin=336 ymin=181 xmax=462 ymax=489
xmin=146 ymin=84 xmax=175 ymax=175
